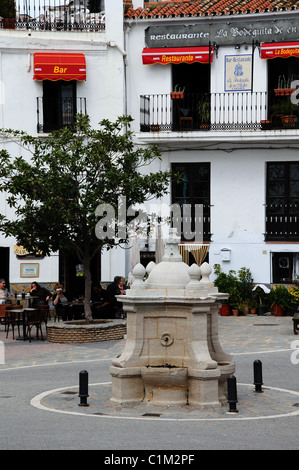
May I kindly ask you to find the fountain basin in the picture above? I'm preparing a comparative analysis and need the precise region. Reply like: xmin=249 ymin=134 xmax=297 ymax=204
xmin=141 ymin=366 xmax=188 ymax=405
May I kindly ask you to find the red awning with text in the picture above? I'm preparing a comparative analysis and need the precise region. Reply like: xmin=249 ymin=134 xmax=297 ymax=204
xmin=142 ymin=47 xmax=213 ymax=65
xmin=261 ymin=42 xmax=299 ymax=59
xmin=33 ymin=53 xmax=86 ymax=81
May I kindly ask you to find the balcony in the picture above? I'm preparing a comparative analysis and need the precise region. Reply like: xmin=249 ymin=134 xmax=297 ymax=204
xmin=1 ymin=1 xmax=105 ymax=32
xmin=140 ymin=91 xmax=299 ymax=133
xmin=37 ymin=96 xmax=87 ymax=133
xmin=265 ymin=204 xmax=299 ymax=242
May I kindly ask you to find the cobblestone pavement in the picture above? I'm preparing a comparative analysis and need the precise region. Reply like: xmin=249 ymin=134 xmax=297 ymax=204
xmin=1 ymin=315 xmax=298 ymax=422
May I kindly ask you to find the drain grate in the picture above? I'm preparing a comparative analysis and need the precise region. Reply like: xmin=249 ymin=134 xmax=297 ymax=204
xmin=142 ymin=413 xmax=161 ymax=417
xmin=61 ymin=391 xmax=77 ymax=395
xmin=253 ymin=324 xmax=278 ymax=326
xmin=292 ymin=403 xmax=299 ymax=407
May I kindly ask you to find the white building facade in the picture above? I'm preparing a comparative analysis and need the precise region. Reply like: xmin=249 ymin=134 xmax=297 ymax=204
xmin=1 ymin=0 xmax=299 ymax=291
xmin=123 ymin=0 xmax=299 ymax=285
xmin=0 ymin=0 xmax=127 ymax=292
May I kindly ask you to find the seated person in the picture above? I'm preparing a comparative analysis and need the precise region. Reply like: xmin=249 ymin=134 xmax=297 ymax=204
xmin=106 ymin=276 xmax=125 ymax=318
xmin=52 ymin=283 xmax=71 ymax=321
xmin=30 ymin=281 xmax=51 ymax=307
xmin=91 ymin=281 xmax=111 ymax=319
xmin=0 ymin=278 xmax=10 ymax=305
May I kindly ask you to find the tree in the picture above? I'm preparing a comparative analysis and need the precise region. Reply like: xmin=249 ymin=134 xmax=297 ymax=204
xmin=0 ymin=0 xmax=16 ymax=18
xmin=0 ymin=115 xmax=173 ymax=321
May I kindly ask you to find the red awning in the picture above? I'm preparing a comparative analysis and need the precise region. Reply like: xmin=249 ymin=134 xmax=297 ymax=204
xmin=33 ymin=53 xmax=86 ymax=81
xmin=261 ymin=42 xmax=299 ymax=59
xmin=142 ymin=47 xmax=213 ymax=65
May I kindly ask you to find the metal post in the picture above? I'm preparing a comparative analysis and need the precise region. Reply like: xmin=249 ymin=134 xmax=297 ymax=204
xmin=227 ymin=374 xmax=238 ymax=413
xmin=253 ymin=360 xmax=263 ymax=393
xmin=78 ymin=370 xmax=89 ymax=407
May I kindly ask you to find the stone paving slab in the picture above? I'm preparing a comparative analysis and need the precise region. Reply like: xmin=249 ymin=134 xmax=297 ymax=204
xmin=7 ymin=314 xmax=295 ymax=422
xmin=0 ymin=315 xmax=296 ymax=369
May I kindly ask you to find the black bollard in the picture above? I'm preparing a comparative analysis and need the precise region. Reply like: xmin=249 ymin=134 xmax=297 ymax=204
xmin=253 ymin=360 xmax=263 ymax=393
xmin=78 ymin=370 xmax=89 ymax=407
xmin=227 ymin=374 xmax=238 ymax=413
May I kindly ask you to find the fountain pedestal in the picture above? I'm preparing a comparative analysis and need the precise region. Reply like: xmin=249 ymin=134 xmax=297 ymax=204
xmin=110 ymin=230 xmax=235 ymax=409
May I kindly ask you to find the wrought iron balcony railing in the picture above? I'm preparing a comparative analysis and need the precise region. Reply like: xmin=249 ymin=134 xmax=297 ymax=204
xmin=37 ymin=96 xmax=87 ymax=133
xmin=140 ymin=91 xmax=299 ymax=132
xmin=1 ymin=1 xmax=105 ymax=32
xmin=265 ymin=204 xmax=299 ymax=241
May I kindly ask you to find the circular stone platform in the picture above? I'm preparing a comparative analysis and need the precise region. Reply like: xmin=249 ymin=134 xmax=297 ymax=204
xmin=32 ymin=382 xmax=299 ymax=421
xmin=46 ymin=319 xmax=127 ymax=344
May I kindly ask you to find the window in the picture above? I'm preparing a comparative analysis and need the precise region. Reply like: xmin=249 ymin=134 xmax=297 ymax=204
xmin=171 ymin=163 xmax=211 ymax=242
xmin=42 ymin=80 xmax=77 ymax=133
xmin=272 ymin=252 xmax=299 ymax=283
xmin=266 ymin=162 xmax=299 ymax=241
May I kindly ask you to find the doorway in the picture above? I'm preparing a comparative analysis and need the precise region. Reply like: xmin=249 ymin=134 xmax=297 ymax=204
xmin=172 ymin=62 xmax=211 ymax=130
xmin=0 ymin=247 xmax=10 ymax=287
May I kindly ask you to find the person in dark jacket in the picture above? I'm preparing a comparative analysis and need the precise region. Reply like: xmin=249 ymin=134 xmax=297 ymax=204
xmin=106 ymin=276 xmax=125 ymax=318
xmin=30 ymin=281 xmax=51 ymax=307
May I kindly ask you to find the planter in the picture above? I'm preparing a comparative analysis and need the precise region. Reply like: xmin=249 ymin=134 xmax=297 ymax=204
xmin=274 ymin=88 xmax=295 ymax=96
xmin=257 ymin=306 xmax=266 ymax=316
xmin=200 ymin=123 xmax=211 ymax=130
xmin=150 ymin=124 xmax=160 ymax=132
xmin=232 ymin=309 xmax=239 ymax=317
xmin=272 ymin=304 xmax=284 ymax=316
xmin=219 ymin=304 xmax=230 ymax=316
xmin=282 ymin=115 xmax=296 ymax=127
xmin=250 ymin=308 xmax=256 ymax=315
xmin=3 ymin=18 xmax=16 ymax=29
xmin=171 ymin=92 xmax=184 ymax=100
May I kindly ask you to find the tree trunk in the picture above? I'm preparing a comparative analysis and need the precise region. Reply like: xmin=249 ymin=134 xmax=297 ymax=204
xmin=83 ymin=253 xmax=93 ymax=322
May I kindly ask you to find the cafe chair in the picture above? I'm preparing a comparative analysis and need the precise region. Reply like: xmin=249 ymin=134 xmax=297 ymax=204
xmin=24 ymin=308 xmax=44 ymax=343
xmin=37 ymin=304 xmax=49 ymax=324
xmin=0 ymin=303 xmax=13 ymax=331
xmin=5 ymin=305 xmax=23 ymax=338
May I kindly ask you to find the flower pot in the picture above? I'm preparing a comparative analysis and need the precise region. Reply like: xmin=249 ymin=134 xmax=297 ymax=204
xmin=219 ymin=304 xmax=230 ymax=316
xmin=257 ymin=306 xmax=265 ymax=316
xmin=171 ymin=92 xmax=184 ymax=100
xmin=232 ymin=309 xmax=239 ymax=317
xmin=274 ymin=88 xmax=295 ymax=96
xmin=250 ymin=308 xmax=256 ymax=315
xmin=273 ymin=304 xmax=284 ymax=316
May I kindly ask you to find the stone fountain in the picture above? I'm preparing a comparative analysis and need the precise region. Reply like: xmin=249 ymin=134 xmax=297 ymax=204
xmin=110 ymin=229 xmax=235 ymax=409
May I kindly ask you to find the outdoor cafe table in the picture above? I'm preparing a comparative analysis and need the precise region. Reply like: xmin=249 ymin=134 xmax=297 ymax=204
xmin=3 ymin=296 xmax=39 ymax=308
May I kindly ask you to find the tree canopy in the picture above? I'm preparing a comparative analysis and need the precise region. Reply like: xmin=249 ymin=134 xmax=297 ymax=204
xmin=0 ymin=115 xmax=173 ymax=320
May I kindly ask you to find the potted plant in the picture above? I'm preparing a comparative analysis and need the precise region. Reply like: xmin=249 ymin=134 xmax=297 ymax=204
xmin=171 ymin=85 xmax=185 ymax=100
xmin=198 ymin=95 xmax=210 ymax=129
xmin=238 ymin=267 xmax=253 ymax=315
xmin=289 ymin=287 xmax=299 ymax=316
xmin=0 ymin=0 xmax=16 ymax=29
xmin=228 ymin=286 xmax=242 ymax=316
xmin=214 ymin=264 xmax=238 ymax=316
xmin=269 ymin=285 xmax=293 ymax=316
xmin=252 ymin=284 xmax=270 ymax=315
xmin=274 ymin=75 xmax=295 ymax=96
xmin=270 ymin=97 xmax=298 ymax=126
xmin=248 ymin=299 xmax=258 ymax=315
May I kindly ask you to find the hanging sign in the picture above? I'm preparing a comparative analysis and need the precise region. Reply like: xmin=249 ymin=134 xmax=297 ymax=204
xmin=225 ymin=55 xmax=252 ymax=91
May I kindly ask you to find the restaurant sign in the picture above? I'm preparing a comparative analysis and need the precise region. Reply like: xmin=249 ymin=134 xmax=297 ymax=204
xmin=145 ymin=17 xmax=299 ymax=47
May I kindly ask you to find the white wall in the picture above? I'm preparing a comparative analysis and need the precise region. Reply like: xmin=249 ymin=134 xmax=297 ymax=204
xmin=125 ymin=21 xmax=299 ymax=284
